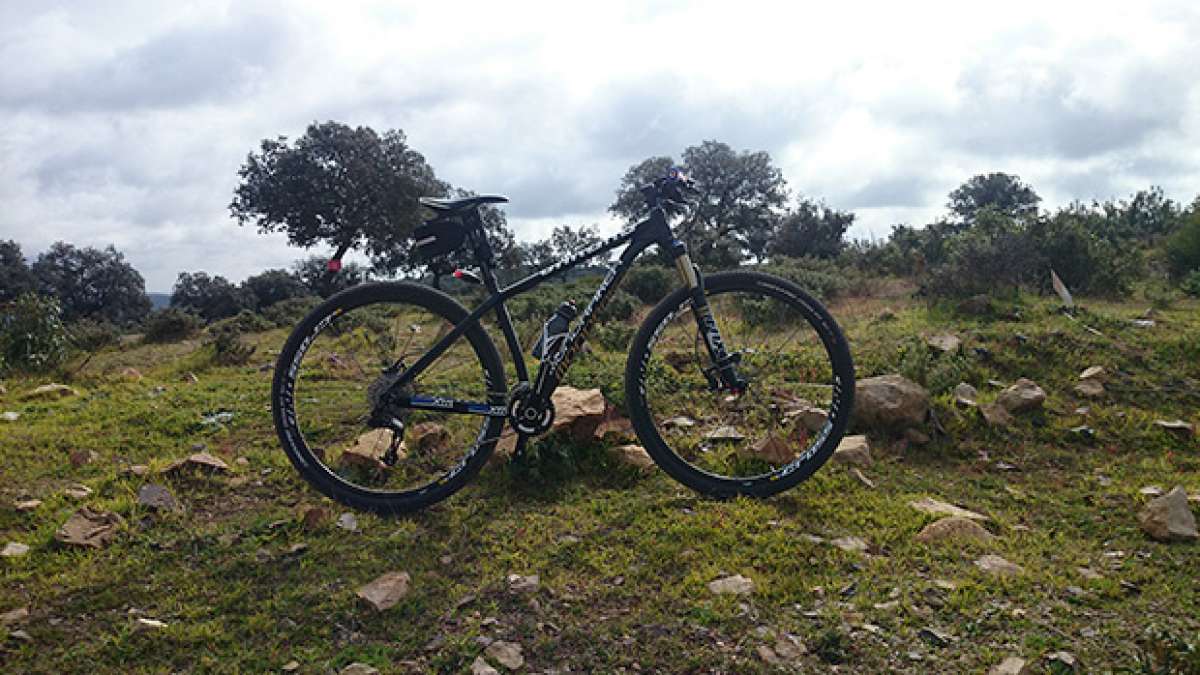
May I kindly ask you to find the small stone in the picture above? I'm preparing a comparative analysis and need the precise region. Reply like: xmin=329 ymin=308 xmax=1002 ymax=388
xmin=300 ymin=506 xmax=329 ymax=530
xmin=909 ymin=497 xmax=987 ymax=521
xmin=854 ymin=375 xmax=929 ymax=429
xmin=708 ymin=574 xmax=754 ymax=595
xmin=9 ymin=629 xmax=33 ymax=642
xmin=989 ymin=656 xmax=1029 ymax=675
xmin=740 ymin=434 xmax=795 ymax=465
xmin=830 ymin=536 xmax=870 ymax=553
xmin=974 ymin=554 xmax=1024 ymax=576
xmin=507 ymin=573 xmax=539 ymax=594
xmin=356 ymin=571 xmax=411 ymax=610
xmin=0 ymin=607 xmax=29 ymax=625
xmin=1045 ymin=651 xmax=1079 ymax=671
xmin=408 ymin=422 xmax=450 ymax=454
xmin=832 ymin=435 xmax=871 ymax=467
xmin=0 ymin=411 xmax=19 ymax=422
xmin=1140 ymin=485 xmax=1165 ymax=497
xmin=281 ymin=661 xmax=300 ymax=672
xmin=129 ymin=465 xmax=150 ymax=476
xmin=1076 ymin=567 xmax=1103 ymax=580
xmin=2 ymin=542 xmax=30 ymax=557
xmin=69 ymin=449 xmax=99 ymax=467
xmin=1154 ymin=419 xmax=1195 ymax=436
xmin=162 ymin=452 xmax=230 ymax=475
xmin=917 ymin=627 xmax=952 ymax=647
xmin=63 ymin=484 xmax=93 ymax=499
xmin=953 ymin=383 xmax=978 ymax=407
xmin=14 ymin=499 xmax=42 ymax=511
xmin=485 ymin=640 xmax=525 ymax=669
xmin=996 ymin=378 xmax=1046 ymax=413
xmin=915 ymin=517 xmax=994 ymax=544
xmin=1138 ymin=486 xmax=1198 ymax=541
xmin=979 ymin=403 xmax=1013 ymax=427
xmin=136 ymin=617 xmax=167 ymax=629
xmin=339 ymin=663 xmax=380 ymax=675
xmin=1079 ymin=366 xmax=1104 ymax=380
xmin=704 ymin=426 xmax=746 ymax=443
xmin=21 ymin=383 xmax=80 ymax=400
xmin=662 ymin=416 xmax=696 ymax=429
xmin=850 ymin=468 xmax=875 ymax=488
xmin=137 ymin=484 xmax=181 ymax=512
xmin=120 ymin=367 xmax=143 ymax=382
xmin=337 ymin=512 xmax=359 ymax=532
xmin=183 ymin=372 xmax=199 ymax=384
xmin=471 ymin=657 xmax=499 ymax=675
xmin=1074 ymin=379 xmax=1105 ymax=398
xmin=783 ymin=404 xmax=828 ymax=432
xmin=610 ymin=444 xmax=656 ymax=471
xmin=756 ymin=645 xmax=780 ymax=664
xmin=926 ymin=334 xmax=962 ymax=353
xmin=235 ymin=457 xmax=250 ymax=466
xmin=774 ymin=633 xmax=806 ymax=659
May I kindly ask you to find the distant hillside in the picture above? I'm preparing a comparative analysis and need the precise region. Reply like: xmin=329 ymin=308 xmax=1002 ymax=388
xmin=148 ymin=292 xmax=171 ymax=309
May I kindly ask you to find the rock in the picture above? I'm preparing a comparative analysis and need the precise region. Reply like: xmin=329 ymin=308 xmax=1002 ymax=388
xmin=0 ymin=607 xmax=29 ymax=625
xmin=485 ymin=641 xmax=525 ymax=670
xmin=1154 ymin=419 xmax=1195 ymax=436
xmin=1 ymin=411 xmax=19 ymax=422
xmin=14 ymin=499 xmax=42 ymax=511
xmin=336 ymin=512 xmax=359 ymax=532
xmin=63 ymin=484 xmax=93 ymax=499
xmin=876 ymin=307 xmax=897 ymax=322
xmin=120 ymin=367 xmax=143 ymax=382
xmin=832 ymin=435 xmax=871 ymax=467
xmin=904 ymin=428 xmax=931 ymax=445
xmin=918 ymin=627 xmax=952 ymax=647
xmin=9 ymin=629 xmax=32 ymax=642
xmin=854 ymin=375 xmax=929 ymax=429
xmin=915 ymin=517 xmax=994 ymax=544
xmin=281 ymin=661 xmax=300 ymax=672
xmin=662 ymin=416 xmax=696 ymax=429
xmin=339 ymin=429 xmax=400 ymax=472
xmin=21 ymin=383 xmax=80 ymax=400
xmin=356 ymin=571 xmax=411 ymax=610
xmin=1140 ymin=485 xmax=1165 ymax=497
xmin=740 ymin=435 xmax=795 ymax=465
xmin=69 ymin=449 xmax=99 ymax=467
xmin=55 ymin=507 xmax=123 ymax=548
xmin=162 ymin=452 xmax=230 ymax=475
xmin=339 ymin=664 xmax=380 ymax=675
xmin=610 ymin=444 xmax=655 ymax=471
xmin=300 ymin=506 xmax=329 ymax=530
xmin=995 ymin=378 xmax=1046 ymax=413
xmin=708 ymin=574 xmax=754 ymax=595
xmin=783 ymin=404 xmax=828 ymax=432
xmin=927 ymin=334 xmax=962 ymax=353
xmin=1045 ymin=651 xmax=1079 ymax=671
xmin=182 ymin=372 xmax=199 ymax=384
xmin=1138 ymin=486 xmax=1198 ymax=541
xmin=756 ymin=645 xmax=780 ymax=665
xmin=953 ymin=383 xmax=978 ymax=407
xmin=704 ymin=425 xmax=746 ymax=443
xmin=135 ymin=618 xmax=167 ymax=630
xmin=1076 ymin=567 xmax=1103 ymax=581
xmin=2 ymin=542 xmax=30 ymax=557
xmin=408 ymin=422 xmax=450 ymax=454
xmin=129 ymin=464 xmax=150 ymax=477
xmin=773 ymin=633 xmax=807 ymax=659
xmin=974 ymin=554 xmax=1024 ymax=576
xmin=979 ymin=403 xmax=1013 ymax=427
xmin=1079 ymin=366 xmax=1104 ymax=380
xmin=989 ymin=656 xmax=1029 ymax=675
xmin=495 ymin=387 xmax=608 ymax=455
xmin=1073 ymin=379 xmax=1104 ymax=398
xmin=507 ymin=573 xmax=539 ymax=594
xmin=830 ymin=536 xmax=869 ymax=553
xmin=909 ymin=497 xmax=987 ymax=521
xmin=471 ymin=657 xmax=500 ymax=675
xmin=137 ymin=484 xmax=180 ymax=512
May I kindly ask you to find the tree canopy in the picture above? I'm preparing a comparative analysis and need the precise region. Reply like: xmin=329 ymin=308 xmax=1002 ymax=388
xmin=770 ymin=200 xmax=855 ymax=260
xmin=0 ymin=240 xmax=35 ymax=303
xmin=30 ymin=242 xmax=151 ymax=326
xmin=230 ymin=121 xmax=448 ymax=265
xmin=170 ymin=272 xmax=252 ymax=322
xmin=947 ymin=172 xmax=1041 ymax=223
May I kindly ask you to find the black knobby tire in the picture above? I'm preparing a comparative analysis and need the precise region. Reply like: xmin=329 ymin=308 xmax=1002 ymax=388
xmin=624 ymin=271 xmax=855 ymax=498
xmin=272 ymin=282 xmax=507 ymax=515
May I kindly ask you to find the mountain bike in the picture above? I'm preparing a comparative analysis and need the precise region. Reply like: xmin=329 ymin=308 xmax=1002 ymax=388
xmin=271 ymin=170 xmax=855 ymax=514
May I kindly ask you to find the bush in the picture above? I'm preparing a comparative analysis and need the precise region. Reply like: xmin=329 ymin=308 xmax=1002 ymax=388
xmin=592 ymin=322 xmax=635 ymax=352
xmin=755 ymin=256 xmax=850 ymax=301
xmin=262 ymin=295 xmax=322 ymax=327
xmin=597 ymin=289 xmax=638 ymax=324
xmin=925 ymin=210 xmax=1039 ymax=298
xmin=204 ymin=324 xmax=257 ymax=366
xmin=0 ymin=293 xmax=69 ymax=373
xmin=69 ymin=319 xmax=121 ymax=353
xmin=1166 ymin=208 xmax=1200 ymax=278
xmin=1027 ymin=210 xmax=1141 ymax=297
xmin=143 ymin=308 xmax=202 ymax=343
xmin=1182 ymin=270 xmax=1200 ymax=297
xmin=211 ymin=310 xmax=273 ymax=335
xmin=624 ymin=265 xmax=674 ymax=304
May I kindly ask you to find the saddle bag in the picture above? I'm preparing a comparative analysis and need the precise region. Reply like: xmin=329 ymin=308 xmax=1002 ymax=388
xmin=412 ymin=217 xmax=467 ymax=261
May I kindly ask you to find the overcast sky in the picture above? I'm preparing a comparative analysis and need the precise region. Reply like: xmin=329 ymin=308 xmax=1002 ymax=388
xmin=2 ymin=1 xmax=1198 ymax=290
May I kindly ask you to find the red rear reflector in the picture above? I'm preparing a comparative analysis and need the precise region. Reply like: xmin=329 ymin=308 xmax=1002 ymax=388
xmin=453 ymin=269 xmax=464 ymax=278
xmin=327 ymin=258 xmax=343 ymax=273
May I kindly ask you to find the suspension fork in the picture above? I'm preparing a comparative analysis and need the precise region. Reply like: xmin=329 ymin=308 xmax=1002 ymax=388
xmin=670 ymin=242 xmax=748 ymax=393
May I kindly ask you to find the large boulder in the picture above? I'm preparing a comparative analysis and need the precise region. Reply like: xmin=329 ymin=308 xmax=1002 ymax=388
xmin=854 ymin=375 xmax=929 ymax=429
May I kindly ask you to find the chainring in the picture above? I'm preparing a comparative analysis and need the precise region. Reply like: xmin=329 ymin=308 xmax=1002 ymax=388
xmin=507 ymin=384 xmax=555 ymax=436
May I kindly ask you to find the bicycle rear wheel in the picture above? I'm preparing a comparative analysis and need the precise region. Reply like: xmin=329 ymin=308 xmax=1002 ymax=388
xmin=624 ymin=271 xmax=854 ymax=498
xmin=272 ymin=282 xmax=507 ymax=514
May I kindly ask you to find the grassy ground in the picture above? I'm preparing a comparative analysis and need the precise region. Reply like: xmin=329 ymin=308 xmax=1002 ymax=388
xmin=2 ymin=285 xmax=1198 ymax=673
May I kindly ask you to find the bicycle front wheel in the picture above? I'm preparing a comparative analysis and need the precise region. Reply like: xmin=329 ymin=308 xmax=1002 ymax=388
xmin=624 ymin=271 xmax=854 ymax=498
xmin=272 ymin=282 xmax=507 ymax=514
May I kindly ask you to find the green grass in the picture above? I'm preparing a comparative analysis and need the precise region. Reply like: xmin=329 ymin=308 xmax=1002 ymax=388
xmin=2 ymin=290 xmax=1199 ymax=673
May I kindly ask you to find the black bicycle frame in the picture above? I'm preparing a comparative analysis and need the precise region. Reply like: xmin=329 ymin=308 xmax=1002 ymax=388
xmin=383 ymin=206 xmax=735 ymax=418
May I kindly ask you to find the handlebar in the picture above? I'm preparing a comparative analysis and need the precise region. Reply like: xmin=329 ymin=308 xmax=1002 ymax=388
xmin=640 ymin=168 xmax=699 ymax=209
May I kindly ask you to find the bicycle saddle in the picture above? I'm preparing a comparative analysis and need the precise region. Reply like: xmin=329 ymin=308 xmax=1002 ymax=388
xmin=419 ymin=195 xmax=508 ymax=213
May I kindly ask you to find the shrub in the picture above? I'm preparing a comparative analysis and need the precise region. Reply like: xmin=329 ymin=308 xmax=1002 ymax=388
xmin=0 ymin=293 xmax=69 ymax=373
xmin=1182 ymin=270 xmax=1200 ymax=297
xmin=205 ymin=324 xmax=257 ymax=366
xmin=925 ymin=210 xmax=1039 ymax=298
xmin=624 ymin=265 xmax=674 ymax=304
xmin=262 ymin=295 xmax=322 ymax=327
xmin=597 ymin=289 xmax=638 ymax=324
xmin=211 ymin=310 xmax=273 ymax=335
xmin=143 ymin=308 xmax=202 ymax=343
xmin=592 ymin=322 xmax=635 ymax=352
xmin=1165 ymin=208 xmax=1200 ymax=278
xmin=755 ymin=256 xmax=849 ymax=301
xmin=70 ymin=319 xmax=121 ymax=353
